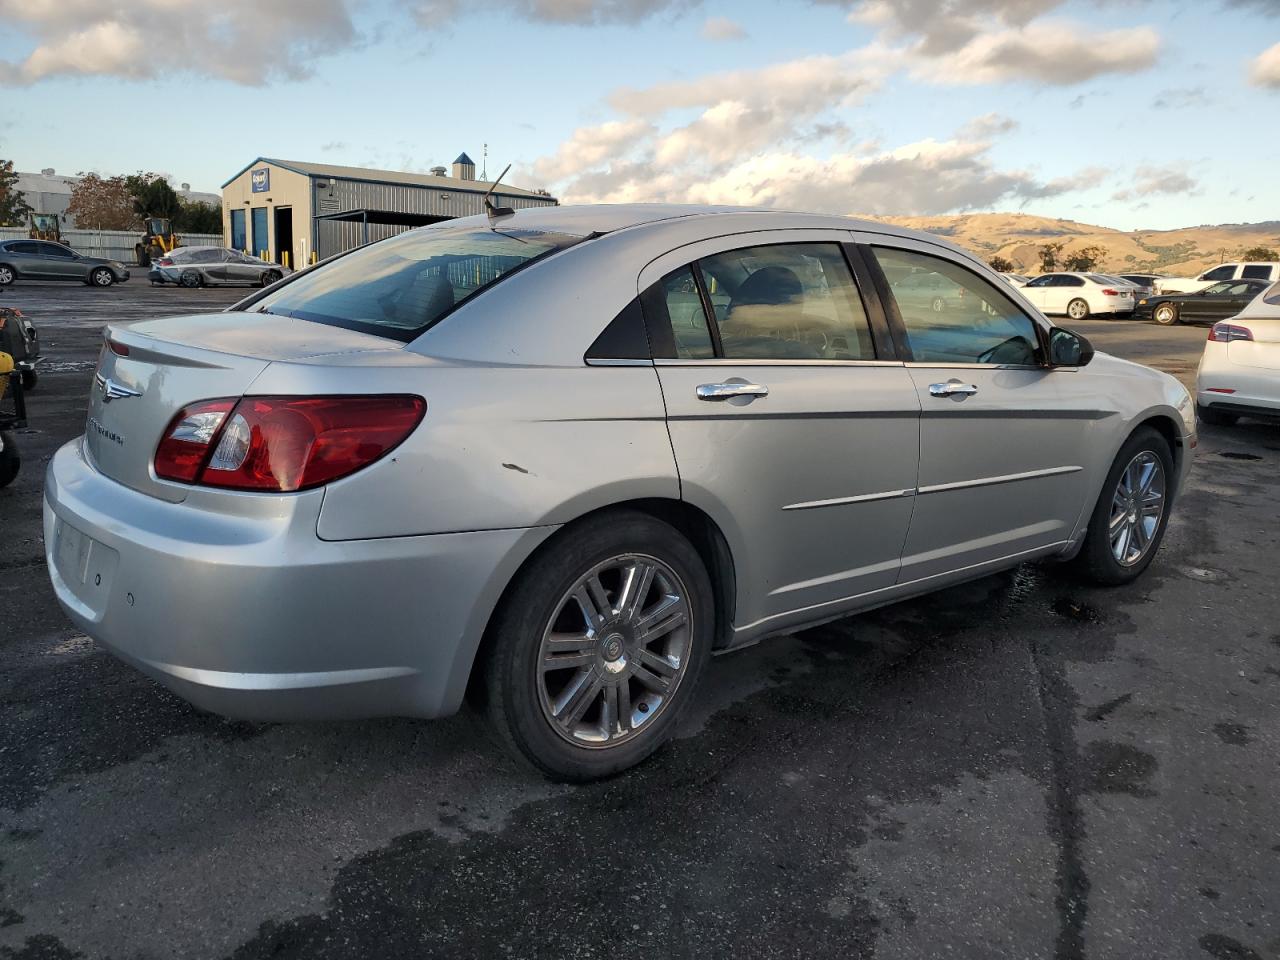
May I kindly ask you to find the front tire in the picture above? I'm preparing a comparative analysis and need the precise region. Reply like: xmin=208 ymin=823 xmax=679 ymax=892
xmin=89 ymin=267 xmax=115 ymax=287
xmin=1153 ymin=303 xmax=1179 ymax=326
xmin=1071 ymin=427 xmax=1173 ymax=585
xmin=480 ymin=510 xmax=714 ymax=781
xmin=179 ymin=270 xmax=202 ymax=288
xmin=1067 ymin=298 xmax=1090 ymax=320
xmin=1197 ymin=403 xmax=1238 ymax=427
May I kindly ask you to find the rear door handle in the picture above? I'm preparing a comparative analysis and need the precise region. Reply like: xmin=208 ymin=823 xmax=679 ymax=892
xmin=928 ymin=381 xmax=978 ymax=398
xmin=696 ymin=382 xmax=769 ymax=402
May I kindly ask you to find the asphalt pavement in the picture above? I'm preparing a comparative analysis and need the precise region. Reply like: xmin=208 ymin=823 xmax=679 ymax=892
xmin=0 ymin=281 xmax=1277 ymax=960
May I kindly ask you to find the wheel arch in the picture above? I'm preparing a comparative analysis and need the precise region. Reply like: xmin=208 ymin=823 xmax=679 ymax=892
xmin=462 ymin=496 xmax=739 ymax=708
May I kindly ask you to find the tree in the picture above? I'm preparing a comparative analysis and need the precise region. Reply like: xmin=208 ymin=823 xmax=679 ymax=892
xmin=0 ymin=158 xmax=31 ymax=226
xmin=177 ymin=199 xmax=222 ymax=234
xmin=127 ymin=173 xmax=182 ymax=222
xmin=1240 ymin=246 xmax=1278 ymax=261
xmin=66 ymin=173 xmax=139 ymax=230
xmin=1038 ymin=241 xmax=1065 ymax=272
xmin=1063 ymin=245 xmax=1107 ymax=272
xmin=988 ymin=255 xmax=1015 ymax=273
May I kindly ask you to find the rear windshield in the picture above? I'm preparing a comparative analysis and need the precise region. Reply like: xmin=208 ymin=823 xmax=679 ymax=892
xmin=248 ymin=225 xmax=584 ymax=342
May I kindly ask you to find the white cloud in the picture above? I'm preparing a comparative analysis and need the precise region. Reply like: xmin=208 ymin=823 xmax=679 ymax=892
xmin=0 ymin=0 xmax=357 ymax=84
xmin=1249 ymin=41 xmax=1280 ymax=88
xmin=957 ymin=112 xmax=1019 ymax=139
xmin=701 ymin=15 xmax=746 ymax=40
xmin=1112 ymin=165 xmax=1199 ymax=202
xmin=408 ymin=0 xmax=696 ymax=24
xmin=908 ymin=20 xmax=1160 ymax=86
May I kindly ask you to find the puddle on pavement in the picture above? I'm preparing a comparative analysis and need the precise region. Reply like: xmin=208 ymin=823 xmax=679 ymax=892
xmin=1051 ymin=596 xmax=1101 ymax=623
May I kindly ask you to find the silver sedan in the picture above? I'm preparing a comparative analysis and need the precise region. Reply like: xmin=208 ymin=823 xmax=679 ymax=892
xmin=44 ymin=205 xmax=1195 ymax=780
xmin=149 ymin=246 xmax=290 ymax=288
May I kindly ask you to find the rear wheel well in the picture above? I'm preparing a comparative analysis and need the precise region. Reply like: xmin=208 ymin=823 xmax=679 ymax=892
xmin=467 ymin=498 xmax=738 ymax=703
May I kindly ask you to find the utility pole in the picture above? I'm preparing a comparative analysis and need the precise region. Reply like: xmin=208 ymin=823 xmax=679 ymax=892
xmin=482 ymin=143 xmax=488 ymax=181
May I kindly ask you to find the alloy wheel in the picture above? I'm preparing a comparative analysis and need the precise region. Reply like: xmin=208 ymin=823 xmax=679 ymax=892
xmin=1068 ymin=299 xmax=1088 ymax=320
xmin=537 ymin=554 xmax=693 ymax=748
xmin=0 ymin=266 xmax=13 ymax=285
xmin=92 ymin=269 xmax=112 ymax=286
xmin=1109 ymin=451 xmax=1166 ymax=566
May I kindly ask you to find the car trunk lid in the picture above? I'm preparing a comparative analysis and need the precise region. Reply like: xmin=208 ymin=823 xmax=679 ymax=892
xmin=86 ymin=311 xmax=399 ymax=502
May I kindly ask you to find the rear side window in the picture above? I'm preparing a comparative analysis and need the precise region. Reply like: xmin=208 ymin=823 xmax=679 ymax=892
xmin=642 ymin=243 xmax=875 ymax=361
xmin=1242 ymin=265 xmax=1273 ymax=280
xmin=248 ymin=226 xmax=584 ymax=342
xmin=872 ymin=246 xmax=1041 ymax=366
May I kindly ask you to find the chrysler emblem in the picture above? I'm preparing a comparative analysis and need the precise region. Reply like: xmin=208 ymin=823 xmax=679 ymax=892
xmin=95 ymin=373 xmax=142 ymax=404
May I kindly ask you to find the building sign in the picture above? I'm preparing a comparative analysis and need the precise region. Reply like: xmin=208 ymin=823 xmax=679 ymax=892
xmin=251 ymin=168 xmax=270 ymax=193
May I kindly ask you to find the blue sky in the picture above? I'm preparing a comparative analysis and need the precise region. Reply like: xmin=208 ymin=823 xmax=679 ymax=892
xmin=2 ymin=0 xmax=1277 ymax=230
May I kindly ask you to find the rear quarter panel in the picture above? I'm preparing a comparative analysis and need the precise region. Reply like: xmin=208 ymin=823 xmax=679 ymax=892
xmin=246 ymin=357 xmax=680 ymax=541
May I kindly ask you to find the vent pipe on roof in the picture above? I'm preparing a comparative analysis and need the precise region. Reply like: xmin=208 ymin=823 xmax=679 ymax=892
xmin=430 ymin=166 xmax=447 ymax=177
xmin=41 ymin=168 xmax=55 ymax=176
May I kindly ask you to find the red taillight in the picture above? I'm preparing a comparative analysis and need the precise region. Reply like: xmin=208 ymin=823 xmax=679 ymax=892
xmin=154 ymin=395 xmax=425 ymax=491
xmin=1101 ymin=288 xmax=1120 ymax=296
xmin=1206 ymin=388 xmax=1236 ymax=394
xmin=108 ymin=338 xmax=129 ymax=356
xmin=155 ymin=399 xmax=236 ymax=482
xmin=1209 ymin=323 xmax=1253 ymax=343
xmin=156 ymin=258 xmax=173 ymax=267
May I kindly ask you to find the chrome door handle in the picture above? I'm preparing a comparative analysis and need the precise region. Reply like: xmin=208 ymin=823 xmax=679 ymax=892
xmin=928 ymin=381 xmax=979 ymax=398
xmin=696 ymin=382 xmax=769 ymax=402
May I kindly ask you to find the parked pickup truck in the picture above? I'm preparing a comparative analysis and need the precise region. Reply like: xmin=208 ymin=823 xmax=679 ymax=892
xmin=1156 ymin=262 xmax=1280 ymax=296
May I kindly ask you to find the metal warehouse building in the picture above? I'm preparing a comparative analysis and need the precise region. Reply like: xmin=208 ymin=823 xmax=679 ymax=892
xmin=220 ymin=153 xmax=558 ymax=268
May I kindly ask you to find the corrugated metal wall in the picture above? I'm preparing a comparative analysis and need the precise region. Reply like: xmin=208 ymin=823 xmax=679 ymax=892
xmin=0 ymin=228 xmax=224 ymax=264
xmin=312 ymin=178 xmax=557 ymax=259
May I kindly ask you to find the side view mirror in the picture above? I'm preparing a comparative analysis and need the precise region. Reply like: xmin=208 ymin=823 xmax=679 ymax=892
xmin=1049 ymin=328 xmax=1094 ymax=367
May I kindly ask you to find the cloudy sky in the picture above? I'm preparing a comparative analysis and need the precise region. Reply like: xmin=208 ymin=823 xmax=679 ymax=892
xmin=2 ymin=0 xmax=1277 ymax=229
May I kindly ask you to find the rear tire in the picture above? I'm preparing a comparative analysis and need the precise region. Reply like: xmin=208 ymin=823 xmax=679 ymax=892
xmin=1196 ymin=404 xmax=1238 ymax=427
xmin=0 ymin=433 xmax=19 ymax=488
xmin=1153 ymin=303 xmax=1179 ymax=326
xmin=1067 ymin=298 xmax=1090 ymax=320
xmin=0 ymin=265 xmax=14 ymax=286
xmin=261 ymin=269 xmax=282 ymax=287
xmin=480 ymin=510 xmax=713 ymax=782
xmin=20 ymin=370 xmax=37 ymax=392
xmin=1071 ymin=427 xmax=1173 ymax=586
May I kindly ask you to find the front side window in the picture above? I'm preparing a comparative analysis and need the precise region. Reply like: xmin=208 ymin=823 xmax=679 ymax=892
xmin=872 ymin=246 xmax=1041 ymax=366
xmin=1241 ymin=265 xmax=1273 ymax=280
xmin=1201 ymin=265 xmax=1235 ymax=282
xmin=248 ymin=226 xmax=584 ymax=342
xmin=1202 ymin=282 xmax=1233 ymax=295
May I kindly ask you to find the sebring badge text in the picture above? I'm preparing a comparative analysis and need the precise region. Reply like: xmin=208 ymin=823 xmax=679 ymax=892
xmin=88 ymin=417 xmax=125 ymax=448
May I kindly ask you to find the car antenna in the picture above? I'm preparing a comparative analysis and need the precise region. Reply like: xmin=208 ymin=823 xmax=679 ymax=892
xmin=484 ymin=164 xmax=516 ymax=229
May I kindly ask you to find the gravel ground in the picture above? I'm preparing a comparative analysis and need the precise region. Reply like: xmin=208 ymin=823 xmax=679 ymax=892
xmin=0 ymin=281 xmax=1276 ymax=960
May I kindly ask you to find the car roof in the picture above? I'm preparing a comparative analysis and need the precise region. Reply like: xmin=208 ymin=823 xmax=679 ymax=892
xmin=421 ymin=203 xmax=975 ymax=260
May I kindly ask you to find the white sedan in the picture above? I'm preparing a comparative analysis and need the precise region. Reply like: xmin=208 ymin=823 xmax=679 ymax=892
xmin=1196 ymin=280 xmax=1280 ymax=426
xmin=1020 ymin=272 xmax=1136 ymax=320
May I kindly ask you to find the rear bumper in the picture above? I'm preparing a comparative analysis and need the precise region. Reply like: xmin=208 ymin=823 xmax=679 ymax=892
xmin=43 ymin=438 xmax=555 ymax=721
xmin=1196 ymin=347 xmax=1280 ymax=419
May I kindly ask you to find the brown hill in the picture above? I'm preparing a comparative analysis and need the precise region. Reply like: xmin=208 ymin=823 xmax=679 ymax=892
xmin=866 ymin=213 xmax=1280 ymax=276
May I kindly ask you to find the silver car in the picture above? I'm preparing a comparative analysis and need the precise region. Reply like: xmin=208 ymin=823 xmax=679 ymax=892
xmin=0 ymin=239 xmax=130 ymax=287
xmin=44 ymin=205 xmax=1196 ymax=780
xmin=149 ymin=246 xmax=290 ymax=288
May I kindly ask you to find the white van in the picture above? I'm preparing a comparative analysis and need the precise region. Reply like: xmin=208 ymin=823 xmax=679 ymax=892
xmin=1157 ymin=262 xmax=1280 ymax=296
